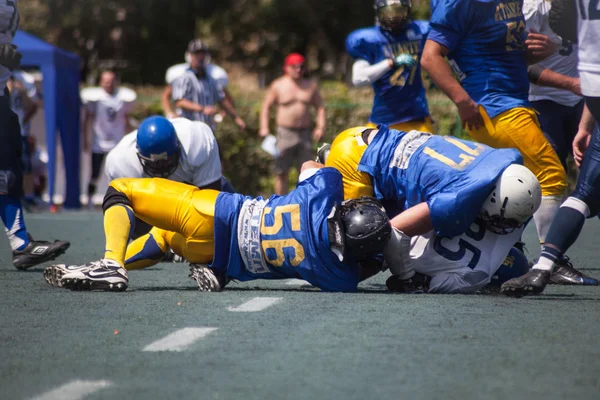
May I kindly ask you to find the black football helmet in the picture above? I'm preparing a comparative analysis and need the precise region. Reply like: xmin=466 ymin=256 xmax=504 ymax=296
xmin=340 ymin=197 xmax=392 ymax=260
xmin=374 ymin=0 xmax=412 ymax=34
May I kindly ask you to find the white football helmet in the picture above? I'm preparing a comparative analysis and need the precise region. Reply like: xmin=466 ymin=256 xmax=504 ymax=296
xmin=479 ymin=164 xmax=542 ymax=234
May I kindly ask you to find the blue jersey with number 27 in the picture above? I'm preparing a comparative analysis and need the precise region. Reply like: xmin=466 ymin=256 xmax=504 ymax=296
xmin=428 ymin=0 xmax=531 ymax=118
xmin=358 ymin=125 xmax=523 ymax=237
xmin=211 ymin=168 xmax=360 ymax=292
xmin=346 ymin=22 xmax=430 ymax=125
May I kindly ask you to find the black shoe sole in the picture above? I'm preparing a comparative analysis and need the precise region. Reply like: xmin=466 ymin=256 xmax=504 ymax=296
xmin=501 ymin=284 xmax=544 ymax=298
xmin=14 ymin=242 xmax=71 ymax=270
xmin=61 ymin=277 xmax=128 ymax=292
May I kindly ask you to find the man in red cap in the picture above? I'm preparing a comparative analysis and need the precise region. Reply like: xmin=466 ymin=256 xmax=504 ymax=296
xmin=259 ymin=53 xmax=326 ymax=195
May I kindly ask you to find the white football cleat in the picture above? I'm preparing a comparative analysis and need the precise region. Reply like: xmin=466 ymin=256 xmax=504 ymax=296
xmin=60 ymin=259 xmax=129 ymax=292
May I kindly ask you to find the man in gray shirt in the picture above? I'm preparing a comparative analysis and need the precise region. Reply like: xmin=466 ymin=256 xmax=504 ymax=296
xmin=172 ymin=39 xmax=246 ymax=131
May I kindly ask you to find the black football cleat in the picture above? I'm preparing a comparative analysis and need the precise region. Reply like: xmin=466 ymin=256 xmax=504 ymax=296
xmin=386 ymin=273 xmax=430 ymax=294
xmin=501 ymin=269 xmax=551 ymax=297
xmin=550 ymin=257 xmax=599 ymax=285
xmin=12 ymin=240 xmax=70 ymax=270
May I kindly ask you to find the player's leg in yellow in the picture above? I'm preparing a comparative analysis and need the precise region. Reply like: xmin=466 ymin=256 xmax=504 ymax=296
xmin=469 ymin=107 xmax=567 ymax=244
xmin=107 ymin=178 xmax=218 ymax=269
xmin=386 ymin=117 xmax=435 ymax=134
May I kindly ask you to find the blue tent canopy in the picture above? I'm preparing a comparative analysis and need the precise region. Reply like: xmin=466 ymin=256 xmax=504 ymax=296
xmin=14 ymin=30 xmax=81 ymax=208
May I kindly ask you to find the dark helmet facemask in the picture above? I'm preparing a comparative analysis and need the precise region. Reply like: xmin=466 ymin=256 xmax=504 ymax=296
xmin=136 ymin=146 xmax=181 ymax=178
xmin=375 ymin=0 xmax=411 ymax=34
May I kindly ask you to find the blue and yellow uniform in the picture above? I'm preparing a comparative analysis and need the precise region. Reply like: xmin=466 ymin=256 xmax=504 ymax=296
xmin=211 ymin=169 xmax=359 ymax=292
xmin=427 ymin=0 xmax=566 ymax=196
xmin=346 ymin=22 xmax=433 ymax=132
xmin=108 ymin=170 xmax=360 ymax=292
xmin=327 ymin=125 xmax=522 ymax=237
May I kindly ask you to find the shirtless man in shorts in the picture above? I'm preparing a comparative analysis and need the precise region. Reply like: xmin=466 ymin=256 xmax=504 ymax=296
xmin=259 ymin=53 xmax=326 ymax=195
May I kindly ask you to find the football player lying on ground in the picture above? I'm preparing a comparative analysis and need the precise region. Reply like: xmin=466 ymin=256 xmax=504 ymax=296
xmin=322 ymin=125 xmax=597 ymax=289
xmin=105 ymin=116 xmax=235 ymax=244
xmin=43 ymin=162 xmax=392 ymax=292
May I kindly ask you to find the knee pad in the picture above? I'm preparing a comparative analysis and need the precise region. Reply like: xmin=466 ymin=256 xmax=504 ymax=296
xmin=102 ymin=185 xmax=133 ymax=213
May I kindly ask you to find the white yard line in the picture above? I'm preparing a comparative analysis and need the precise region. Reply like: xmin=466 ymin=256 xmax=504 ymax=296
xmin=31 ymin=380 xmax=112 ymax=400
xmin=143 ymin=327 xmax=218 ymax=352
xmin=227 ymin=297 xmax=282 ymax=312
xmin=285 ymin=279 xmax=310 ymax=286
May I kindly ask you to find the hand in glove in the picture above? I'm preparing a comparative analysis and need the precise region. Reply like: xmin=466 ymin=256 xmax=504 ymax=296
xmin=393 ymin=54 xmax=416 ymax=69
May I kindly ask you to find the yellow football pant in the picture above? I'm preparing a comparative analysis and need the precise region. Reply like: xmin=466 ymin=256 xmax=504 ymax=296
xmin=104 ymin=178 xmax=218 ymax=270
xmin=469 ymin=107 xmax=566 ymax=196
xmin=366 ymin=117 xmax=435 ymax=134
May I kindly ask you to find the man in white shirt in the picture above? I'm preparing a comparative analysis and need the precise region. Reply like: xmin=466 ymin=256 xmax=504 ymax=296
xmin=82 ymin=70 xmax=136 ymax=206
xmin=524 ymin=0 xmax=584 ymax=170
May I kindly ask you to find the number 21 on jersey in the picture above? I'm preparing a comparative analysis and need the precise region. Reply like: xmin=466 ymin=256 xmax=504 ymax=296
xmin=261 ymin=204 xmax=306 ymax=267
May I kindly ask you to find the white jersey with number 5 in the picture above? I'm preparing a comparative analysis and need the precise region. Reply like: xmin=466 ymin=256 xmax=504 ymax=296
xmin=0 ymin=0 xmax=19 ymax=90
xmin=578 ymin=0 xmax=600 ymax=96
xmin=410 ymin=221 xmax=524 ymax=293
xmin=105 ymin=118 xmax=222 ymax=188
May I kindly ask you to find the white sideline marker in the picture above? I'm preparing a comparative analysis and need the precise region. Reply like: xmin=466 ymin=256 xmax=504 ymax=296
xmin=143 ymin=327 xmax=218 ymax=352
xmin=31 ymin=380 xmax=112 ymax=400
xmin=227 ymin=297 xmax=282 ymax=312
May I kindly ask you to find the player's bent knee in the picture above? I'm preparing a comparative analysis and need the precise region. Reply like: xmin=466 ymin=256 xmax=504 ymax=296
xmin=103 ymin=184 xmax=133 ymax=213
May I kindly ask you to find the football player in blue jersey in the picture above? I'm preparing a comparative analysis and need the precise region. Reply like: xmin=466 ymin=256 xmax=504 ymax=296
xmin=420 ymin=0 xmax=576 ymax=273
xmin=346 ymin=0 xmax=433 ymax=133
xmin=43 ymin=162 xmax=392 ymax=293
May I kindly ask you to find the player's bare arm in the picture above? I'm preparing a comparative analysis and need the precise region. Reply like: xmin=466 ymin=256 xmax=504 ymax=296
xmin=527 ymin=64 xmax=581 ymax=96
xmin=218 ymin=97 xmax=246 ymax=130
xmin=259 ymin=80 xmax=279 ymax=137
xmin=161 ymin=85 xmax=177 ymax=118
xmin=421 ymin=40 xmax=484 ymax=130
xmin=311 ymin=86 xmax=326 ymax=142
xmin=573 ymin=104 xmax=595 ymax=167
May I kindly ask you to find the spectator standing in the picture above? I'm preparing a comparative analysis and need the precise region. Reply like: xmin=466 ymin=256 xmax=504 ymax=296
xmin=162 ymin=51 xmax=234 ymax=120
xmin=172 ymin=39 xmax=246 ymax=131
xmin=259 ymin=53 xmax=326 ymax=195
xmin=82 ymin=70 xmax=136 ymax=207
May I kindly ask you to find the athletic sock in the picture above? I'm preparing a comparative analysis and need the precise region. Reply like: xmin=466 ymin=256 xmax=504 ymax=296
xmin=0 ymin=195 xmax=31 ymax=251
xmin=533 ymin=197 xmax=589 ymax=271
xmin=103 ymin=204 xmax=135 ymax=267
xmin=532 ymin=195 xmax=562 ymax=246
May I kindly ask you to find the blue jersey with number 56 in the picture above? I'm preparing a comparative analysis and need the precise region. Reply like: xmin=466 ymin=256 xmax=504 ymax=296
xmin=428 ymin=0 xmax=530 ymax=118
xmin=211 ymin=168 xmax=360 ymax=292
xmin=358 ymin=126 xmax=523 ymax=237
xmin=346 ymin=22 xmax=430 ymax=125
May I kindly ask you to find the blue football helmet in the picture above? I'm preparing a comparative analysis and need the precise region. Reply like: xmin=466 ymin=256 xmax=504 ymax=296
xmin=492 ymin=246 xmax=530 ymax=285
xmin=136 ymin=116 xmax=181 ymax=178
